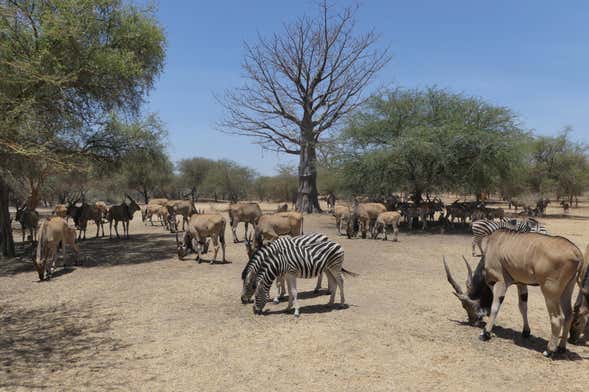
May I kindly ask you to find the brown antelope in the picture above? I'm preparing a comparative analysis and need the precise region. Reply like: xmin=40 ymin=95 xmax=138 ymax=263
xmin=149 ymin=198 xmax=169 ymax=206
xmin=444 ymin=230 xmax=584 ymax=357
xmin=142 ymin=203 xmax=162 ymax=225
xmin=372 ymin=211 xmax=401 ymax=241
xmin=229 ymin=202 xmax=262 ymax=243
xmin=53 ymin=204 xmax=67 ymax=218
xmin=166 ymin=200 xmax=195 ymax=231
xmin=349 ymin=202 xmax=386 ymax=238
xmin=107 ymin=195 xmax=140 ymax=239
xmin=76 ymin=203 xmax=104 ymax=240
xmin=333 ymin=205 xmax=351 ymax=236
xmin=254 ymin=212 xmax=303 ymax=247
xmin=176 ymin=213 xmax=226 ymax=264
xmin=35 ymin=217 xmax=80 ymax=280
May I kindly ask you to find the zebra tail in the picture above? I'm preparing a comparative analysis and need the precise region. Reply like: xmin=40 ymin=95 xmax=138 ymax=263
xmin=341 ymin=267 xmax=359 ymax=277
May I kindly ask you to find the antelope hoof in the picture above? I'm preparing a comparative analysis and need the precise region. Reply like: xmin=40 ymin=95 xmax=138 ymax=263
xmin=210 ymin=260 xmax=214 ymax=265
xmin=294 ymin=309 xmax=300 ymax=317
xmin=557 ymin=346 xmax=566 ymax=354
xmin=479 ymin=331 xmax=492 ymax=341
xmin=522 ymin=328 xmax=531 ymax=338
xmin=273 ymin=298 xmax=280 ymax=304
xmin=543 ymin=350 xmax=554 ymax=358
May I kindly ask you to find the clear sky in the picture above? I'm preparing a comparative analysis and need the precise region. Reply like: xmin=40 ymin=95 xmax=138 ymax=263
xmin=145 ymin=0 xmax=589 ymax=175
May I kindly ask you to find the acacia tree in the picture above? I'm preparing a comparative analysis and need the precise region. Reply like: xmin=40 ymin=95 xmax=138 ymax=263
xmin=177 ymin=157 xmax=215 ymax=201
xmin=220 ymin=1 xmax=389 ymax=212
xmin=340 ymin=88 xmax=526 ymax=201
xmin=0 ymin=0 xmax=166 ymax=256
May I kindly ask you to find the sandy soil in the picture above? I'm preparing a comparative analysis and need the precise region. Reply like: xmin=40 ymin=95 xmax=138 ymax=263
xmin=2 ymin=201 xmax=589 ymax=391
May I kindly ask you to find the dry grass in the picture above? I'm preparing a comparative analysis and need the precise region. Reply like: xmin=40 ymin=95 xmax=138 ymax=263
xmin=2 ymin=201 xmax=589 ymax=391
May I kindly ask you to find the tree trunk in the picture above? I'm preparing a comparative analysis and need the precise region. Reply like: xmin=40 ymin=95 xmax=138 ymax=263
xmin=295 ymin=140 xmax=321 ymax=213
xmin=0 ymin=177 xmax=15 ymax=257
xmin=142 ymin=187 xmax=149 ymax=204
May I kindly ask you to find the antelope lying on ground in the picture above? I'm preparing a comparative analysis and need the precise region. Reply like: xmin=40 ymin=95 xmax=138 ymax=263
xmin=254 ymin=212 xmax=303 ymax=247
xmin=35 ymin=217 xmax=80 ymax=280
xmin=372 ymin=211 xmax=401 ymax=241
xmin=15 ymin=204 xmax=39 ymax=243
xmin=107 ymin=195 xmax=140 ymax=239
xmin=444 ymin=230 xmax=585 ymax=357
xmin=349 ymin=202 xmax=386 ymax=238
xmin=177 ymin=213 xmax=226 ymax=263
xmin=229 ymin=202 xmax=262 ymax=243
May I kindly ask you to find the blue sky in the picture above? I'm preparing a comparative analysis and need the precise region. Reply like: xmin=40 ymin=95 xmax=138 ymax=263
xmin=145 ymin=0 xmax=589 ymax=175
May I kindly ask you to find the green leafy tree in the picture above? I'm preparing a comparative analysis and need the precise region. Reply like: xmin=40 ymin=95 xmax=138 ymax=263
xmin=177 ymin=158 xmax=216 ymax=201
xmin=0 ymin=0 xmax=166 ymax=256
xmin=339 ymin=87 xmax=527 ymax=201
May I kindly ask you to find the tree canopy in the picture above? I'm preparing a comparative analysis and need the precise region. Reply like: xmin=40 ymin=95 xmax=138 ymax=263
xmin=337 ymin=87 xmax=529 ymax=200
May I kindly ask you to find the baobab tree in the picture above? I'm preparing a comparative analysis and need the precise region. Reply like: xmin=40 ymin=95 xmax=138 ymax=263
xmin=220 ymin=2 xmax=389 ymax=212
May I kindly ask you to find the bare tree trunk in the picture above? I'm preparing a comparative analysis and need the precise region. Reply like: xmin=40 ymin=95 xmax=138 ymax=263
xmin=296 ymin=140 xmax=321 ymax=213
xmin=142 ymin=187 xmax=149 ymax=204
xmin=0 ymin=177 xmax=16 ymax=257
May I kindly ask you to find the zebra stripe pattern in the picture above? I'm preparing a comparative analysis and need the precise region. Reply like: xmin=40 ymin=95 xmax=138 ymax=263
xmin=472 ymin=218 xmax=548 ymax=256
xmin=253 ymin=238 xmax=347 ymax=316
xmin=240 ymin=233 xmax=329 ymax=303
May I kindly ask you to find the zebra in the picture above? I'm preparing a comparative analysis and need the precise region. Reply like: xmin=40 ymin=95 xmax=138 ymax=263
xmin=253 ymin=237 xmax=356 ymax=317
xmin=471 ymin=218 xmax=549 ymax=256
xmin=241 ymin=233 xmax=329 ymax=304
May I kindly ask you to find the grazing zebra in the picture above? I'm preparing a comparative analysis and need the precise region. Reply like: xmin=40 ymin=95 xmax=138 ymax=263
xmin=253 ymin=238 xmax=356 ymax=317
xmin=471 ymin=218 xmax=549 ymax=256
xmin=241 ymin=233 xmax=329 ymax=304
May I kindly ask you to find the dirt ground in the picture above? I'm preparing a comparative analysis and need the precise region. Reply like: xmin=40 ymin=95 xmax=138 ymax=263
xmin=2 ymin=201 xmax=589 ymax=391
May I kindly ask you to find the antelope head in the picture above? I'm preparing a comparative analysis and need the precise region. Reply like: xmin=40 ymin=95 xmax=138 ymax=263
xmin=443 ymin=256 xmax=492 ymax=326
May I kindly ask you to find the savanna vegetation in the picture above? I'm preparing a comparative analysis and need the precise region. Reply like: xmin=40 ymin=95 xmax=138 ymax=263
xmin=1 ymin=0 xmax=587 ymax=258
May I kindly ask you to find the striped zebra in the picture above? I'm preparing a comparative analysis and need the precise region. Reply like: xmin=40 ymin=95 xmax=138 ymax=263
xmin=471 ymin=218 xmax=548 ymax=256
xmin=253 ymin=237 xmax=356 ymax=317
xmin=241 ymin=233 xmax=329 ymax=304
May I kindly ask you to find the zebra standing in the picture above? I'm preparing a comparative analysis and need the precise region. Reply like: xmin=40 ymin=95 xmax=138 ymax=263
xmin=253 ymin=238 xmax=356 ymax=317
xmin=241 ymin=233 xmax=329 ymax=304
xmin=471 ymin=218 xmax=549 ymax=256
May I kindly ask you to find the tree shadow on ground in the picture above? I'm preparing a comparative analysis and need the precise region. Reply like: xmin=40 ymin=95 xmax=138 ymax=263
xmin=0 ymin=232 xmax=178 ymax=278
xmin=0 ymin=302 xmax=129 ymax=390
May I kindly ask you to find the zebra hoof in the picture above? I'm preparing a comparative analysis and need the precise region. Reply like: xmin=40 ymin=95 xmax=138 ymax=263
xmin=294 ymin=310 xmax=300 ymax=317
xmin=273 ymin=298 xmax=280 ymax=304
xmin=543 ymin=350 xmax=554 ymax=358
xmin=557 ymin=346 xmax=566 ymax=354
xmin=479 ymin=331 xmax=491 ymax=341
xmin=522 ymin=328 xmax=531 ymax=338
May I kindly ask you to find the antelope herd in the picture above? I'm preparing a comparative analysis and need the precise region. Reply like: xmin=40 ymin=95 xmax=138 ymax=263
xmin=7 ymin=191 xmax=589 ymax=358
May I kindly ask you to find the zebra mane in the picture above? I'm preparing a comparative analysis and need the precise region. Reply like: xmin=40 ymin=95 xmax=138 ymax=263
xmin=241 ymin=245 xmax=270 ymax=281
